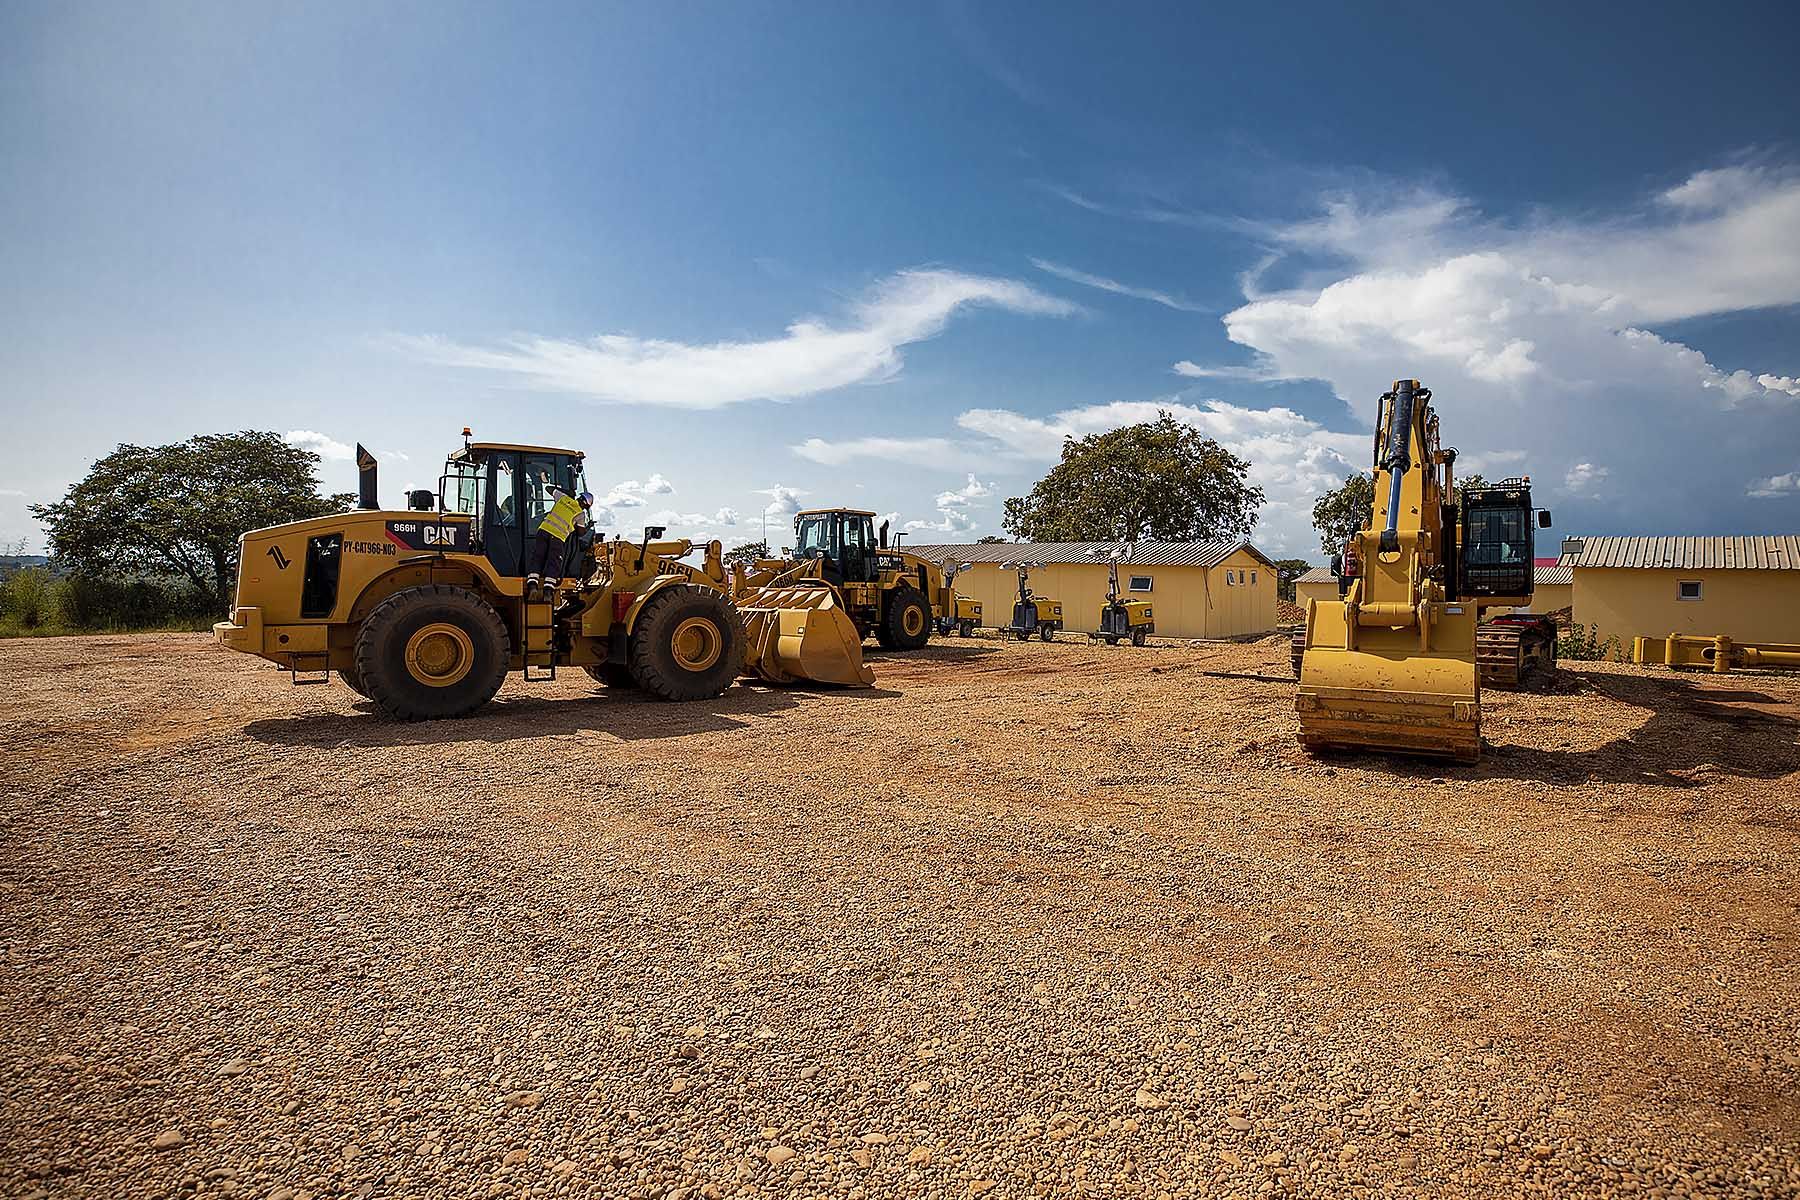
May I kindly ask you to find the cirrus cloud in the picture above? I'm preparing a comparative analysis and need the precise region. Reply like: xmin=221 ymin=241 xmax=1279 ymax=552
xmin=391 ymin=269 xmax=1076 ymax=410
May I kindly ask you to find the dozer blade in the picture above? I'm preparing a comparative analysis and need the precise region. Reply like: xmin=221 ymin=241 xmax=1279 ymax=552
xmin=736 ymin=584 xmax=875 ymax=687
xmin=1296 ymin=641 xmax=1481 ymax=764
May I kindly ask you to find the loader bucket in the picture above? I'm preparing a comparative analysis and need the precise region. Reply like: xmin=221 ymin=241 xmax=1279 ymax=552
xmin=1296 ymin=602 xmax=1482 ymax=764
xmin=736 ymin=583 xmax=875 ymax=687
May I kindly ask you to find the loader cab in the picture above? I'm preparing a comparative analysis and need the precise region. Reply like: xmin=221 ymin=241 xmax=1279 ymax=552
xmin=1459 ymin=478 xmax=1549 ymax=598
xmin=792 ymin=508 xmax=879 ymax=586
xmin=442 ymin=441 xmax=588 ymax=578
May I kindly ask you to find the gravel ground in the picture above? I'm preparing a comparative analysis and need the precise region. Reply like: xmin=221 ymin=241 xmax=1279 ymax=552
xmin=3 ymin=631 xmax=1798 ymax=1199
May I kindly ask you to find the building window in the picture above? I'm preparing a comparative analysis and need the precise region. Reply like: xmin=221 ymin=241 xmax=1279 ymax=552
xmin=1226 ymin=570 xmax=1236 ymax=585
xmin=1678 ymin=580 xmax=1703 ymax=601
xmin=1128 ymin=575 xmax=1153 ymax=592
xmin=1250 ymin=570 xmax=1258 ymax=585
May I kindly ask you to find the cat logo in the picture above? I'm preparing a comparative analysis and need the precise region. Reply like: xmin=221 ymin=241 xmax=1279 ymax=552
xmin=266 ymin=545 xmax=291 ymax=570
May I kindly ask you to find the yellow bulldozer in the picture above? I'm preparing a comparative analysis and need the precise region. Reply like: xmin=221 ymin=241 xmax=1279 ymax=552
xmin=731 ymin=508 xmax=967 ymax=650
xmin=214 ymin=434 xmax=871 ymax=720
xmin=1294 ymin=380 xmax=1552 ymax=763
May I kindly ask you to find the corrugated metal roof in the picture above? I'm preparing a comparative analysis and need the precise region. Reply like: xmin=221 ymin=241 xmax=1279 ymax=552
xmin=1561 ymin=535 xmax=1800 ymax=571
xmin=904 ymin=539 xmax=1277 ymax=570
xmin=1296 ymin=566 xmax=1336 ymax=584
xmin=1534 ymin=566 xmax=1573 ymax=586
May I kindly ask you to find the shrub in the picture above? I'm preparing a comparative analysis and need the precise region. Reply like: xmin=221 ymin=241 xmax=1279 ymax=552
xmin=1559 ymin=621 xmax=1627 ymax=662
xmin=0 ymin=567 xmax=54 ymax=628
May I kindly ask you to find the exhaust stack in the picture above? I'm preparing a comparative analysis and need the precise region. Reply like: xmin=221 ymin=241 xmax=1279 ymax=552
xmin=356 ymin=444 xmax=378 ymax=510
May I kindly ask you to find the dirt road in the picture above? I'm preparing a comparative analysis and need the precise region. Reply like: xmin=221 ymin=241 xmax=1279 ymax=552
xmin=3 ymin=632 xmax=1797 ymax=1197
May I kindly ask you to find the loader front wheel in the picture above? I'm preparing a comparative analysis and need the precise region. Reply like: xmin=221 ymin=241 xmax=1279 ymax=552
xmin=340 ymin=660 xmax=370 ymax=698
xmin=355 ymin=585 xmax=510 ymax=721
xmin=584 ymin=662 xmax=637 ymax=689
xmin=882 ymin=588 xmax=932 ymax=651
xmin=629 ymin=586 xmax=743 ymax=701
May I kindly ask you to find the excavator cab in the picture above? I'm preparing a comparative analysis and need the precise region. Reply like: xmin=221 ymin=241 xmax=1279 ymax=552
xmin=441 ymin=439 xmax=588 ymax=579
xmin=793 ymin=508 xmax=879 ymax=586
xmin=1459 ymin=479 xmax=1546 ymax=599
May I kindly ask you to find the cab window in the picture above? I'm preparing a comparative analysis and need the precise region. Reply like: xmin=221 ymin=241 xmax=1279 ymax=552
xmin=795 ymin=515 xmax=834 ymax=556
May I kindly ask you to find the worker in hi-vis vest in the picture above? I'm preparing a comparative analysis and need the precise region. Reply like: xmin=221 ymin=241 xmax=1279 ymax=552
xmin=525 ymin=481 xmax=592 ymax=599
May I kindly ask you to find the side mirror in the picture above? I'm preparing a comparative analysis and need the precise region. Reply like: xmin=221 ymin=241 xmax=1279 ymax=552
xmin=1538 ymin=510 xmax=1553 ymax=528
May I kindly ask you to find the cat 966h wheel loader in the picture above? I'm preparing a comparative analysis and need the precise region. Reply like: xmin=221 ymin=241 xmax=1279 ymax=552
xmin=731 ymin=508 xmax=966 ymax=651
xmin=214 ymin=434 xmax=872 ymax=720
xmin=1295 ymin=380 xmax=1551 ymax=763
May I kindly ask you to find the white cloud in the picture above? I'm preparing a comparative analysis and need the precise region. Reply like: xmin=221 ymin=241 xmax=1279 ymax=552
xmin=1747 ymin=471 xmax=1800 ymax=499
xmin=792 ymin=435 xmax=979 ymax=469
xmin=393 ymin=269 xmax=1076 ymax=409
xmin=1030 ymin=258 xmax=1207 ymax=312
xmin=1563 ymin=462 xmax=1611 ymax=495
xmin=1174 ymin=163 xmax=1800 ymax=533
xmin=755 ymin=484 xmax=808 ymax=518
xmin=596 ymin=474 xmax=675 ymax=511
xmin=283 ymin=429 xmax=354 ymax=461
xmin=713 ymin=506 xmax=740 ymax=526
xmin=0 ymin=489 xmax=26 ymax=499
xmin=904 ymin=511 xmax=977 ymax=534
xmin=955 ymin=398 xmax=1365 ymax=554
xmin=935 ymin=475 xmax=995 ymax=508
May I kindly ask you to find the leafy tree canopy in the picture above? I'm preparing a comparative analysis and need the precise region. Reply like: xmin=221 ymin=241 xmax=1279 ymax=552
xmin=976 ymin=535 xmax=1008 ymax=544
xmin=1272 ymin=557 xmax=1313 ymax=601
xmin=1311 ymin=472 xmax=1375 ymax=558
xmin=1001 ymin=414 xmax=1263 ymax=543
xmin=32 ymin=431 xmax=351 ymax=610
xmin=722 ymin=539 xmax=770 ymax=568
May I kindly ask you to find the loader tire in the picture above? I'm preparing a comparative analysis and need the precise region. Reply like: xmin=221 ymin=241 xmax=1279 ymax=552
xmin=584 ymin=662 xmax=637 ymax=689
xmin=881 ymin=587 xmax=932 ymax=651
xmin=629 ymin=586 xmax=742 ymax=702
xmin=340 ymin=660 xmax=370 ymax=698
xmin=355 ymin=585 xmax=510 ymax=721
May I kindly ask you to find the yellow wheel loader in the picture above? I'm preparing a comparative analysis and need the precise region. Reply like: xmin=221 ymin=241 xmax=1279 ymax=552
xmin=1000 ymin=561 xmax=1063 ymax=641
xmin=1294 ymin=381 xmax=1551 ymax=763
xmin=732 ymin=508 xmax=962 ymax=650
xmin=214 ymin=434 xmax=872 ymax=720
xmin=1088 ymin=546 xmax=1153 ymax=646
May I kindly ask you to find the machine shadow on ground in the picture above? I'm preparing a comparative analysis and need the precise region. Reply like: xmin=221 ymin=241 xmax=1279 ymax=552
xmin=1477 ymin=670 xmax=1800 ymax=788
xmin=243 ymin=681 xmax=901 ymax=750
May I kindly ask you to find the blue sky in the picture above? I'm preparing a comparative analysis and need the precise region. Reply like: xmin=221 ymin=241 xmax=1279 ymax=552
xmin=4 ymin=1 xmax=1799 ymax=559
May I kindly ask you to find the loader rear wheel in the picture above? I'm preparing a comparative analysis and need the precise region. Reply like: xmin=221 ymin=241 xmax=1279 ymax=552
xmin=340 ymin=661 xmax=370 ymax=698
xmin=355 ymin=585 xmax=510 ymax=721
xmin=881 ymin=588 xmax=932 ymax=651
xmin=584 ymin=662 xmax=637 ymax=689
xmin=629 ymin=586 xmax=742 ymax=701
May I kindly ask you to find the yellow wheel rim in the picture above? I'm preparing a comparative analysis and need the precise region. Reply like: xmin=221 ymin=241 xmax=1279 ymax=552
xmin=404 ymin=622 xmax=475 ymax=687
xmin=902 ymin=606 xmax=925 ymax=637
xmin=670 ymin=616 xmax=723 ymax=672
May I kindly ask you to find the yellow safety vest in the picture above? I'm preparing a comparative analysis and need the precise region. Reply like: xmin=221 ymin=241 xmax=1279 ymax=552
xmin=537 ymin=493 xmax=581 ymax=541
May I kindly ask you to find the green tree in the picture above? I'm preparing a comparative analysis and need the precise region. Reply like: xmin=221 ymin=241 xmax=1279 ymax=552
xmin=723 ymin=539 xmax=770 ymax=568
xmin=1456 ymin=473 xmax=1489 ymax=497
xmin=1272 ymin=557 xmax=1313 ymax=602
xmin=1001 ymin=413 xmax=1263 ymax=542
xmin=1311 ymin=472 xmax=1374 ymax=557
xmin=976 ymin=535 xmax=1007 ymax=544
xmin=31 ymin=431 xmax=351 ymax=612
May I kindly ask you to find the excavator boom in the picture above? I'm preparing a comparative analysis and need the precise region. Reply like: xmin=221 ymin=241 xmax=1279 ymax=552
xmin=1296 ymin=379 xmax=1483 ymax=762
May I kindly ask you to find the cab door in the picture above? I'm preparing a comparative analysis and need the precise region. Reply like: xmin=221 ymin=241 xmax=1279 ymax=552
xmin=484 ymin=451 xmax=525 ymax=577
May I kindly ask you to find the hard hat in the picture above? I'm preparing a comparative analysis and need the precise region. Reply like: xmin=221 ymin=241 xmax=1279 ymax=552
xmin=578 ymin=491 xmax=593 ymax=506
